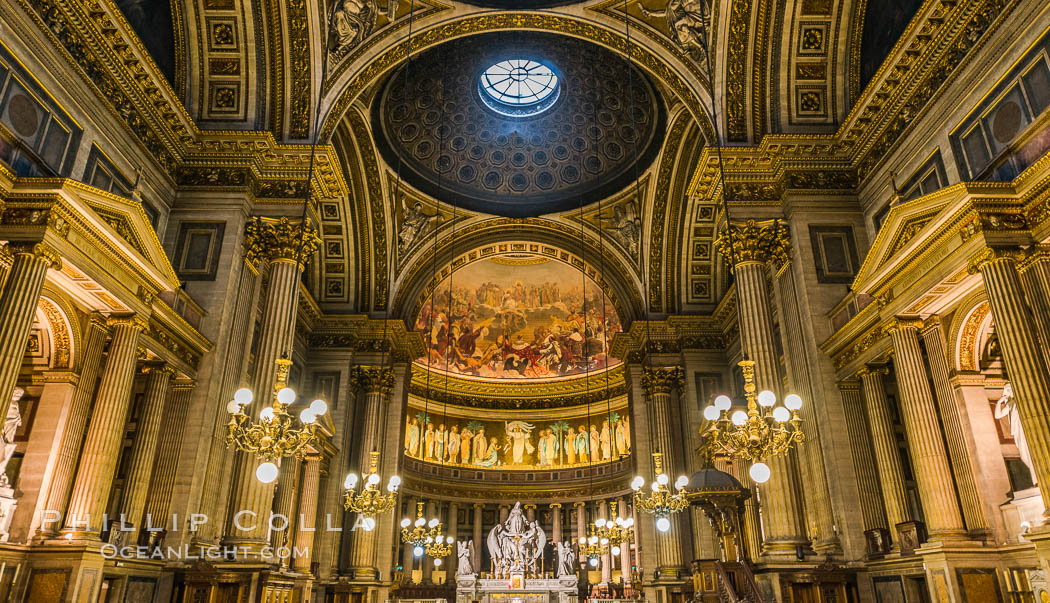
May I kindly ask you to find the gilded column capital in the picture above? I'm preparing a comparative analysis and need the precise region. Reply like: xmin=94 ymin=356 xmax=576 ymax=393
xmin=107 ymin=314 xmax=149 ymax=332
xmin=641 ymin=366 xmax=685 ymax=395
xmin=7 ymin=241 xmax=61 ymax=270
xmin=714 ymin=219 xmax=791 ymax=269
xmin=967 ymin=246 xmax=1026 ymax=275
xmin=242 ymin=218 xmax=266 ymax=267
xmin=141 ymin=363 xmax=176 ymax=378
xmin=550 ymin=502 xmax=562 ymax=509
xmin=348 ymin=365 xmax=395 ymax=394
xmin=1018 ymin=244 xmax=1050 ymax=272
xmin=573 ymin=501 xmax=586 ymax=508
xmin=884 ymin=317 xmax=924 ymax=334
xmin=523 ymin=504 xmax=537 ymax=510
xmin=836 ymin=379 xmax=861 ymax=392
xmin=473 ymin=503 xmax=484 ymax=509
xmin=254 ymin=217 xmax=321 ymax=267
xmin=856 ymin=365 xmax=889 ymax=380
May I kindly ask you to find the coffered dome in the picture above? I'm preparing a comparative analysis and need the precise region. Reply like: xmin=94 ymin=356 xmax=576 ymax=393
xmin=372 ymin=31 xmax=666 ymax=217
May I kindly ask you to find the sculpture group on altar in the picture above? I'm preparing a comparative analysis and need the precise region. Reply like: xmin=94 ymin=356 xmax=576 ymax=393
xmin=487 ymin=502 xmax=546 ymax=578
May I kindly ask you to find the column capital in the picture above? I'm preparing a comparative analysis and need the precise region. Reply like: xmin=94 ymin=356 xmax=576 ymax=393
xmin=572 ymin=501 xmax=586 ymax=508
xmin=523 ymin=504 xmax=537 ymax=510
xmin=714 ymin=219 xmax=791 ymax=270
xmin=473 ymin=503 xmax=484 ymax=509
xmin=1018 ymin=244 xmax=1050 ymax=271
xmin=7 ymin=241 xmax=61 ymax=270
xmin=641 ymin=366 xmax=685 ymax=395
xmin=967 ymin=246 xmax=1026 ymax=275
xmin=885 ymin=317 xmax=924 ymax=334
xmin=171 ymin=379 xmax=195 ymax=391
xmin=241 ymin=218 xmax=266 ymax=268
xmin=836 ymin=379 xmax=861 ymax=392
xmin=252 ymin=217 xmax=321 ymax=267
xmin=348 ymin=365 xmax=395 ymax=394
xmin=106 ymin=313 xmax=149 ymax=332
xmin=921 ymin=316 xmax=944 ymax=334
xmin=550 ymin=502 xmax=562 ymax=509
xmin=141 ymin=363 xmax=176 ymax=378
xmin=856 ymin=365 xmax=889 ymax=380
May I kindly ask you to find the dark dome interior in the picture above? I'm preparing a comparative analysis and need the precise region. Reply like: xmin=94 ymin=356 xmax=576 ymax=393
xmin=372 ymin=31 xmax=666 ymax=217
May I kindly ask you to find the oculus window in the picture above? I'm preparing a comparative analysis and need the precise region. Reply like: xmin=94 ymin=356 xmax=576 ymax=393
xmin=479 ymin=59 xmax=560 ymax=117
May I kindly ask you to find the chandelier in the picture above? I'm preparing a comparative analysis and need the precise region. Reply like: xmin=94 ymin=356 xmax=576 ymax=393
xmin=594 ymin=501 xmax=634 ymax=556
xmin=401 ymin=501 xmax=447 ymax=557
xmin=631 ymin=452 xmax=689 ymax=532
xmin=700 ymin=358 xmax=804 ymax=483
xmin=344 ymin=451 xmax=400 ymax=530
xmin=580 ymin=523 xmax=608 ymax=567
xmin=226 ymin=358 xmax=328 ymax=483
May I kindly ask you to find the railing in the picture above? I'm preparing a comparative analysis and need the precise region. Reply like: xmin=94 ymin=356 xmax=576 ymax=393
xmin=713 ymin=561 xmax=767 ymax=603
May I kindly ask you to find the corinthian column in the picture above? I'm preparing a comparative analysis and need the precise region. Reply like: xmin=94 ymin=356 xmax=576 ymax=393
xmin=1018 ymin=246 xmax=1050 ymax=366
xmin=63 ymin=314 xmax=147 ymax=537
xmin=0 ymin=242 xmax=61 ymax=418
xmin=857 ymin=366 xmax=913 ymax=541
xmin=640 ymin=367 xmax=686 ymax=575
xmin=551 ymin=503 xmax=563 ymax=543
xmin=715 ymin=220 xmax=808 ymax=556
xmin=144 ymin=382 xmax=194 ymax=533
xmin=119 ymin=363 xmax=175 ymax=542
xmin=346 ymin=365 xmax=395 ymax=579
xmin=225 ymin=217 xmax=320 ymax=551
xmin=970 ymin=248 xmax=1050 ymax=511
xmin=43 ymin=313 xmax=108 ymax=535
xmin=837 ymin=380 xmax=887 ymax=545
xmin=292 ymin=457 xmax=321 ymax=573
xmin=473 ymin=503 xmax=483 ymax=570
xmin=888 ymin=319 xmax=966 ymax=539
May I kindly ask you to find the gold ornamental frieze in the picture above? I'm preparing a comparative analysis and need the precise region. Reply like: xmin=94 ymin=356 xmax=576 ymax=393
xmin=408 ymin=363 xmax=626 ymax=409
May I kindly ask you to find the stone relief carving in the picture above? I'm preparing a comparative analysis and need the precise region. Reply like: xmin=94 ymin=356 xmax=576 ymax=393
xmin=397 ymin=196 xmax=439 ymax=256
xmin=599 ymin=200 xmax=641 ymax=257
xmin=639 ymin=0 xmax=712 ymax=66
xmin=0 ymin=388 xmax=23 ymax=489
xmin=330 ymin=0 xmax=379 ymax=59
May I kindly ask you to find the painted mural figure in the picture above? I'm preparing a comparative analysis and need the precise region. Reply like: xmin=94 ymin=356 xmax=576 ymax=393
xmin=330 ymin=0 xmax=378 ymax=58
xmin=424 ymin=423 xmax=435 ymax=460
xmin=565 ymin=430 xmax=577 ymax=464
xmin=436 ymin=424 xmax=447 ymax=461
xmin=615 ymin=418 xmax=629 ymax=457
xmin=506 ymin=421 xmax=536 ymax=465
xmin=406 ymin=417 xmax=420 ymax=457
xmin=638 ymin=0 xmax=711 ymax=64
xmin=589 ymin=425 xmax=600 ymax=463
xmin=574 ymin=426 xmax=589 ymax=459
xmin=600 ymin=420 xmax=612 ymax=460
xmin=447 ymin=426 xmax=460 ymax=463
xmin=476 ymin=438 xmax=500 ymax=467
xmin=473 ymin=427 xmax=488 ymax=462
xmin=460 ymin=428 xmax=473 ymax=464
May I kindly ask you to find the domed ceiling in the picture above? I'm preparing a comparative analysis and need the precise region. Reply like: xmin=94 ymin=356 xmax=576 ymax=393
xmin=413 ymin=253 xmax=622 ymax=381
xmin=372 ymin=32 xmax=666 ymax=217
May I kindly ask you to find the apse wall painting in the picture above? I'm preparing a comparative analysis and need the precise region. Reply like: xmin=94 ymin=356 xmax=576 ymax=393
xmin=413 ymin=255 xmax=622 ymax=380
xmin=403 ymin=407 xmax=631 ymax=469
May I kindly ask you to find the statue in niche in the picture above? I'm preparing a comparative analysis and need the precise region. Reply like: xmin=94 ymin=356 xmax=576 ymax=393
xmin=555 ymin=540 xmax=577 ymax=577
xmin=330 ymin=0 xmax=378 ymax=59
xmin=0 ymin=388 xmax=23 ymax=488
xmin=638 ymin=0 xmax=712 ymax=65
xmin=996 ymin=382 xmax=1037 ymax=485
xmin=457 ymin=539 xmax=476 ymax=576
xmin=397 ymin=197 xmax=439 ymax=256
xmin=599 ymin=202 xmax=641 ymax=257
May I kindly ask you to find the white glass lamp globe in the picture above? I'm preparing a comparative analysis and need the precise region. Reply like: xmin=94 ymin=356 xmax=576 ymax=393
xmin=579 ymin=536 xmax=587 ymax=545
xmin=447 ymin=536 xmax=454 ymax=544
xmin=600 ymin=537 xmax=609 ymax=546
xmin=256 ymin=462 xmax=279 ymax=483
xmin=415 ymin=517 xmax=425 ymax=527
xmin=749 ymin=462 xmax=771 ymax=483
xmin=434 ymin=558 xmax=442 ymax=567
xmin=361 ymin=517 xmax=376 ymax=531
xmin=413 ymin=546 xmax=424 ymax=557
xmin=625 ymin=517 xmax=635 ymax=528
xmin=675 ymin=475 xmax=689 ymax=489
xmin=259 ymin=407 xmax=275 ymax=422
xmin=612 ymin=545 xmax=621 ymax=556
xmin=703 ymin=405 xmax=720 ymax=421
xmin=615 ymin=517 xmax=624 ymax=526
xmin=631 ymin=476 xmax=644 ymax=490
xmin=425 ymin=536 xmax=434 ymax=544
xmin=276 ymin=387 xmax=296 ymax=405
xmin=226 ymin=399 xmax=242 ymax=414
xmin=714 ymin=395 xmax=732 ymax=411
xmin=650 ymin=481 xmax=660 ymax=492
xmin=401 ymin=518 xmax=411 ymax=528
xmin=299 ymin=409 xmax=317 ymax=423
xmin=656 ymin=516 xmax=671 ymax=532
xmin=389 ymin=475 xmax=402 ymax=487
xmin=772 ymin=407 xmax=791 ymax=423
xmin=344 ymin=473 xmax=358 ymax=489
xmin=731 ymin=410 xmax=748 ymax=426
xmin=428 ymin=518 xmax=440 ymax=528
xmin=657 ymin=473 xmax=669 ymax=486
xmin=589 ymin=557 xmax=598 ymax=567
xmin=784 ymin=394 xmax=803 ymax=410
xmin=595 ymin=518 xmax=606 ymax=528
xmin=757 ymin=390 xmax=776 ymax=407
xmin=367 ymin=473 xmax=380 ymax=486
xmin=387 ymin=481 xmax=398 ymax=492
xmin=310 ymin=399 xmax=328 ymax=415
xmin=234 ymin=388 xmax=253 ymax=405
xmin=588 ymin=536 xmax=598 ymax=545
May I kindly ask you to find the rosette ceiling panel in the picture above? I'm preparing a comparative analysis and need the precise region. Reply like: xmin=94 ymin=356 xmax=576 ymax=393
xmin=372 ymin=31 xmax=666 ymax=217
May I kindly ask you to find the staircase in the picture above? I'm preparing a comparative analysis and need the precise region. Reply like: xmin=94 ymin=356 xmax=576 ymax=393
xmin=713 ymin=560 xmax=767 ymax=603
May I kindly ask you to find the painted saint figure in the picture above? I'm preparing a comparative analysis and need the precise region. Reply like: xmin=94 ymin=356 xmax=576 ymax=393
xmin=473 ymin=427 xmax=488 ymax=462
xmin=460 ymin=428 xmax=473 ymax=464
xmin=447 ymin=426 xmax=460 ymax=463
xmin=424 ymin=423 xmax=435 ymax=460
xmin=600 ymin=420 xmax=612 ymax=460
xmin=435 ymin=424 xmax=447 ymax=461
xmin=589 ymin=424 xmax=600 ymax=463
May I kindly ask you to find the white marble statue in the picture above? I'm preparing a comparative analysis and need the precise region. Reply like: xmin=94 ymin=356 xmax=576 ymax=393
xmin=486 ymin=502 xmax=546 ymax=578
xmin=996 ymin=382 xmax=1037 ymax=485
xmin=555 ymin=541 xmax=577 ymax=578
xmin=0 ymin=388 xmax=24 ymax=488
xmin=457 ymin=539 xmax=476 ymax=576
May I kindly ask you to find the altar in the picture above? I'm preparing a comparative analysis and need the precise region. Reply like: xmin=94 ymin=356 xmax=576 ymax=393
xmin=455 ymin=502 xmax=579 ymax=603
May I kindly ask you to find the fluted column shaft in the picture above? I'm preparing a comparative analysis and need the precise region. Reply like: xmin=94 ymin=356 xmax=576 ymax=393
xmin=473 ymin=503 xmax=483 ymax=570
xmin=889 ymin=322 xmax=966 ymax=538
xmin=272 ymin=458 xmax=302 ymax=558
xmin=1019 ymin=250 xmax=1050 ymax=366
xmin=423 ymin=501 xmax=437 ymax=583
xmin=226 ymin=257 xmax=304 ymax=547
xmin=574 ymin=502 xmax=586 ymax=570
xmin=403 ymin=497 xmax=417 ymax=580
xmin=921 ymin=321 xmax=988 ymax=536
xmin=448 ymin=502 xmax=459 ymax=575
xmin=618 ymin=497 xmax=631 ymax=583
xmin=347 ymin=367 xmax=394 ymax=577
xmin=120 ymin=364 xmax=174 ymax=541
xmin=735 ymin=261 xmax=808 ymax=553
xmin=599 ymin=501 xmax=612 ymax=583
xmin=144 ymin=384 xmax=193 ymax=527
xmin=858 ymin=367 xmax=912 ymax=534
xmin=551 ymin=503 xmax=563 ymax=543
xmin=976 ymin=253 xmax=1050 ymax=509
xmin=0 ymin=243 xmax=60 ymax=418
xmin=641 ymin=368 xmax=686 ymax=572
xmin=838 ymin=380 xmax=886 ymax=533
xmin=63 ymin=316 xmax=145 ymax=535
xmin=43 ymin=313 xmax=108 ymax=534
xmin=292 ymin=458 xmax=321 ymax=572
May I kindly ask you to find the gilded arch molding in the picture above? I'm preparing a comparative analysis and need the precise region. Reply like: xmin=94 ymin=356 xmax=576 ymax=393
xmin=38 ymin=292 xmax=80 ymax=371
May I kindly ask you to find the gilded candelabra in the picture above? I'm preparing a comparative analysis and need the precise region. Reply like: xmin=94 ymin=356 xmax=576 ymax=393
xmin=401 ymin=501 xmax=445 ymax=557
xmin=631 ymin=452 xmax=689 ymax=532
xmin=225 ymin=358 xmax=328 ymax=482
xmin=700 ymin=358 xmax=804 ymax=483
xmin=580 ymin=523 xmax=609 ymax=565
xmin=344 ymin=451 xmax=400 ymax=529
xmin=594 ymin=501 xmax=634 ymax=555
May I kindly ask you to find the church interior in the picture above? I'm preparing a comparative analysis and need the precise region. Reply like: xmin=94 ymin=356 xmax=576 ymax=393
xmin=0 ymin=0 xmax=1050 ymax=600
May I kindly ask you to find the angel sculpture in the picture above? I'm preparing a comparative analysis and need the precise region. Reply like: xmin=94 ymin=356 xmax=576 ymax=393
xmin=600 ymin=202 xmax=641 ymax=257
xmin=556 ymin=540 xmax=578 ymax=578
xmin=457 ymin=539 xmax=476 ymax=576
xmin=487 ymin=502 xmax=546 ymax=578
xmin=638 ymin=0 xmax=712 ymax=64
xmin=330 ymin=0 xmax=378 ymax=59
xmin=397 ymin=197 xmax=438 ymax=255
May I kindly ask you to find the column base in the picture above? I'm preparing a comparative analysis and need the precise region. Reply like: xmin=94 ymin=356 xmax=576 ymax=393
xmin=864 ymin=528 xmax=892 ymax=559
xmin=894 ymin=521 xmax=927 ymax=556
xmin=759 ymin=538 xmax=812 ymax=561
xmin=811 ymin=536 xmax=842 ymax=557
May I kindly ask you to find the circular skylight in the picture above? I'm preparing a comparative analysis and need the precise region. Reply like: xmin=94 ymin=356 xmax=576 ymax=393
xmin=478 ymin=59 xmax=560 ymax=116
